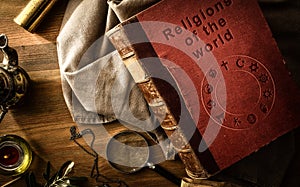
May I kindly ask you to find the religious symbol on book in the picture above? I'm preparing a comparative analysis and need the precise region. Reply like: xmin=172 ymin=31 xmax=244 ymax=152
xmin=249 ymin=62 xmax=259 ymax=72
xmin=204 ymin=84 xmax=214 ymax=94
xmin=258 ymin=73 xmax=269 ymax=83
xmin=233 ymin=117 xmax=241 ymax=127
xmin=209 ymin=69 xmax=217 ymax=78
xmin=260 ymin=103 xmax=268 ymax=114
xmin=202 ymin=55 xmax=276 ymax=129
xmin=236 ymin=58 xmax=245 ymax=68
xmin=263 ymin=89 xmax=273 ymax=99
xmin=207 ymin=99 xmax=216 ymax=109
xmin=221 ymin=61 xmax=229 ymax=71
xmin=247 ymin=114 xmax=257 ymax=124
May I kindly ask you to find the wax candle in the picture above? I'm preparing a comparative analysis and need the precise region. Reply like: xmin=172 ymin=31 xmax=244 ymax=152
xmin=0 ymin=135 xmax=32 ymax=176
xmin=0 ymin=144 xmax=22 ymax=167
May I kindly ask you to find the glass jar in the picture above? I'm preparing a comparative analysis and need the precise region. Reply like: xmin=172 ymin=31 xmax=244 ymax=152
xmin=0 ymin=134 xmax=32 ymax=176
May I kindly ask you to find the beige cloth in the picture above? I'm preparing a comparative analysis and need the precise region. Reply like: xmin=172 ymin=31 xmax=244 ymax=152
xmin=57 ymin=0 xmax=159 ymax=125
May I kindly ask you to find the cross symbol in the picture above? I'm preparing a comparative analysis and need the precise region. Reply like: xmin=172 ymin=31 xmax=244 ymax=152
xmin=221 ymin=61 xmax=229 ymax=71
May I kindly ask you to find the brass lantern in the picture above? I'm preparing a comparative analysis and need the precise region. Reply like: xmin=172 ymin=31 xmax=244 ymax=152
xmin=0 ymin=34 xmax=30 ymax=122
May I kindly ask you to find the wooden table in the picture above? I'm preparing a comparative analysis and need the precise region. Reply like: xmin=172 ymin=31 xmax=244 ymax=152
xmin=0 ymin=0 xmax=299 ymax=187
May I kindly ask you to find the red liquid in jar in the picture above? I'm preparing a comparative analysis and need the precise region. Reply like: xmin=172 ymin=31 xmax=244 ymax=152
xmin=0 ymin=145 xmax=20 ymax=166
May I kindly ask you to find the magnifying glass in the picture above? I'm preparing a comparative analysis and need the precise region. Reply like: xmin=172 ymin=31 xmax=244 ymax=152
xmin=106 ymin=130 xmax=181 ymax=186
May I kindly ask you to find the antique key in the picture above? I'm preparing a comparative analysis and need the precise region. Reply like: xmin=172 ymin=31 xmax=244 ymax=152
xmin=0 ymin=34 xmax=30 ymax=122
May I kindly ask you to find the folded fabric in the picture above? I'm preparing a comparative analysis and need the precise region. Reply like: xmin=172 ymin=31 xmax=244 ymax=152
xmin=57 ymin=0 xmax=159 ymax=124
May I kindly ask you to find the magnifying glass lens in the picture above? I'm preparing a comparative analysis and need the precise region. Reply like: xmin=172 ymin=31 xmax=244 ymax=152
xmin=106 ymin=131 xmax=149 ymax=173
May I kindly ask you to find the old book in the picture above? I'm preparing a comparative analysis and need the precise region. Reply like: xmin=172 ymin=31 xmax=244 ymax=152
xmin=106 ymin=0 xmax=300 ymax=178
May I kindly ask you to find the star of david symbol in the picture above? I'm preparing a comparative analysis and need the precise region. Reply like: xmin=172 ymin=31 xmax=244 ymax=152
xmin=249 ymin=62 xmax=259 ymax=72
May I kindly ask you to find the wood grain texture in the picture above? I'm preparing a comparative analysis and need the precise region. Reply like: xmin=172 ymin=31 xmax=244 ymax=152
xmin=0 ymin=1 xmax=185 ymax=186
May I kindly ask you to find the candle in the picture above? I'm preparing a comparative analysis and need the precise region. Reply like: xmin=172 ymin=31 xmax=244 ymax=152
xmin=0 ymin=144 xmax=22 ymax=167
xmin=0 ymin=135 xmax=32 ymax=176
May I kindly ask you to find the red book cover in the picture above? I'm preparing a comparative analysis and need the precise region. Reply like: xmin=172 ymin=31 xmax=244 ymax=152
xmin=107 ymin=0 xmax=300 ymax=177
